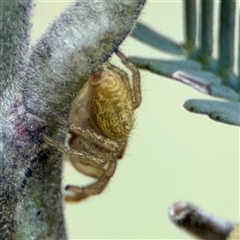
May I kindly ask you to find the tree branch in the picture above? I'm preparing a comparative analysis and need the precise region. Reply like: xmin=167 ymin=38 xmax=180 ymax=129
xmin=0 ymin=0 xmax=33 ymax=91
xmin=23 ymin=0 xmax=146 ymax=119
xmin=0 ymin=1 xmax=146 ymax=239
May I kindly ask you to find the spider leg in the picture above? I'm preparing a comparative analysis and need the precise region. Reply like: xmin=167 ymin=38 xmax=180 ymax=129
xmin=43 ymin=134 xmax=106 ymax=168
xmin=69 ymin=159 xmax=104 ymax=179
xmin=67 ymin=136 xmax=119 ymax=179
xmin=116 ymin=50 xmax=142 ymax=109
xmin=64 ymin=161 xmax=117 ymax=202
xmin=56 ymin=117 xmax=120 ymax=151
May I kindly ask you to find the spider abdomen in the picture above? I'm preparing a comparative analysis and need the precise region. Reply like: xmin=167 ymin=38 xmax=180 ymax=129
xmin=89 ymin=69 xmax=134 ymax=140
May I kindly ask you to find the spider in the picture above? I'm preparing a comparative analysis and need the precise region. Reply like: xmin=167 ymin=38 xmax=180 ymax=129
xmin=44 ymin=50 xmax=141 ymax=202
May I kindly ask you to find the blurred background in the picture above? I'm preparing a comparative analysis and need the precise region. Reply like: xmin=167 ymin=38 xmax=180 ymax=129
xmin=32 ymin=1 xmax=239 ymax=239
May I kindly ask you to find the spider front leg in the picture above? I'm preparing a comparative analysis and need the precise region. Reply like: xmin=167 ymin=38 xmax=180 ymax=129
xmin=57 ymin=117 xmax=120 ymax=152
xmin=65 ymin=161 xmax=117 ymax=202
xmin=44 ymin=134 xmax=106 ymax=168
xmin=116 ymin=50 xmax=142 ymax=109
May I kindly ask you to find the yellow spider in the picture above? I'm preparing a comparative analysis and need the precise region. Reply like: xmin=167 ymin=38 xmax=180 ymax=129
xmin=44 ymin=51 xmax=141 ymax=202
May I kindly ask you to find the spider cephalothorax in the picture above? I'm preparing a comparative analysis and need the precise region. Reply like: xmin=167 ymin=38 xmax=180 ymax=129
xmin=44 ymin=50 xmax=141 ymax=202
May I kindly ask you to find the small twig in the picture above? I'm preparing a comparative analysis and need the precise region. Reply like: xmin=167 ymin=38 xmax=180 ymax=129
xmin=169 ymin=202 xmax=235 ymax=240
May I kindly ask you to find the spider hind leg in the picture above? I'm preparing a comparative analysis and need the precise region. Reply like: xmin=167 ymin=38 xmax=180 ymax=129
xmin=64 ymin=161 xmax=117 ymax=202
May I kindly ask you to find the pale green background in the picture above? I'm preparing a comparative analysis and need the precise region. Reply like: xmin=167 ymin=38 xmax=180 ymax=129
xmin=31 ymin=1 xmax=239 ymax=239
